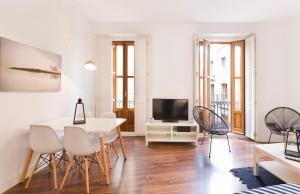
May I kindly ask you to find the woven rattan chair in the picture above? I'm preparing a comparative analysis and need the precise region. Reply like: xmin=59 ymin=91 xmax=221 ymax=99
xmin=193 ymin=106 xmax=231 ymax=158
xmin=265 ymin=107 xmax=300 ymax=143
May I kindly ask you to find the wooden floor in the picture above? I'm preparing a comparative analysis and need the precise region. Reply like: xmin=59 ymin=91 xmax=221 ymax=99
xmin=5 ymin=135 xmax=255 ymax=194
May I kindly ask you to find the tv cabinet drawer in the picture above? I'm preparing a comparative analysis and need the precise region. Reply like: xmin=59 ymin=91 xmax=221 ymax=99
xmin=147 ymin=134 xmax=172 ymax=142
xmin=146 ymin=126 xmax=171 ymax=134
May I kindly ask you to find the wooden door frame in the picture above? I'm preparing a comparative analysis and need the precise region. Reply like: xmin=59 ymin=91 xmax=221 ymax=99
xmin=199 ymin=40 xmax=211 ymax=107
xmin=230 ymin=40 xmax=245 ymax=134
xmin=199 ymin=41 xmax=245 ymax=134
xmin=112 ymin=41 xmax=135 ymax=131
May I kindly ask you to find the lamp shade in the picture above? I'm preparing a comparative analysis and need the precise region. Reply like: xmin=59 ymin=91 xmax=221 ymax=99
xmin=83 ymin=60 xmax=96 ymax=71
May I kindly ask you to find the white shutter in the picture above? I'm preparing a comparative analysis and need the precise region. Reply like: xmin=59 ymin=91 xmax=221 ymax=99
xmin=245 ymin=36 xmax=256 ymax=139
xmin=134 ymin=38 xmax=147 ymax=132
xmin=194 ymin=36 xmax=200 ymax=106
xmin=96 ymin=38 xmax=113 ymax=116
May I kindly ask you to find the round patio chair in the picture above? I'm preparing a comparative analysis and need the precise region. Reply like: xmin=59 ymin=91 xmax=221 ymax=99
xmin=193 ymin=105 xmax=231 ymax=158
xmin=265 ymin=107 xmax=300 ymax=143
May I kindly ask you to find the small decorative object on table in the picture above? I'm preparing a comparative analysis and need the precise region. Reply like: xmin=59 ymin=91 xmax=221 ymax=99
xmin=73 ymin=98 xmax=86 ymax=124
xmin=284 ymin=126 xmax=300 ymax=162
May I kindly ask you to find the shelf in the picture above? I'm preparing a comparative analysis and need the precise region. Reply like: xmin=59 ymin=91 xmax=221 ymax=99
xmin=173 ymin=131 xmax=198 ymax=135
xmin=146 ymin=120 xmax=198 ymax=127
xmin=147 ymin=134 xmax=171 ymax=142
xmin=146 ymin=127 xmax=171 ymax=134
xmin=147 ymin=138 xmax=173 ymax=142
xmin=173 ymin=127 xmax=197 ymax=134
xmin=173 ymin=134 xmax=197 ymax=142
xmin=145 ymin=121 xmax=199 ymax=145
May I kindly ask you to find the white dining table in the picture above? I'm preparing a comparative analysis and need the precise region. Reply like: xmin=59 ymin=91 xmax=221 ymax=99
xmin=19 ymin=117 xmax=127 ymax=185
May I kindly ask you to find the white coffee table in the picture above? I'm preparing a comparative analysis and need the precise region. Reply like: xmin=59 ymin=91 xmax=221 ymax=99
xmin=253 ymin=143 xmax=300 ymax=184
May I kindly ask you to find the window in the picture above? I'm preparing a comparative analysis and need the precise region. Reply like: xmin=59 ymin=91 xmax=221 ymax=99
xmin=221 ymin=83 xmax=228 ymax=101
xmin=112 ymin=41 xmax=135 ymax=132
xmin=221 ymin=57 xmax=226 ymax=67
xmin=113 ymin=41 xmax=135 ymax=110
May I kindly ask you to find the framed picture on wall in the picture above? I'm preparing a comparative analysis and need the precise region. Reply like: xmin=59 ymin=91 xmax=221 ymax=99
xmin=0 ymin=36 xmax=62 ymax=92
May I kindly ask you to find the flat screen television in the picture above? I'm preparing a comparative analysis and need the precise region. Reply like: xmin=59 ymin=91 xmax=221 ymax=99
xmin=152 ymin=98 xmax=188 ymax=122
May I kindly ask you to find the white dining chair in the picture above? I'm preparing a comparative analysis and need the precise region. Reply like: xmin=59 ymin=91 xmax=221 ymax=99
xmin=25 ymin=125 xmax=63 ymax=190
xmin=60 ymin=126 xmax=104 ymax=194
xmin=100 ymin=112 xmax=119 ymax=168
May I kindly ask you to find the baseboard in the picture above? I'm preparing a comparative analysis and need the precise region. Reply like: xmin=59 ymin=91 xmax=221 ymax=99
xmin=0 ymin=158 xmax=48 ymax=193
xmin=0 ymin=166 xmax=34 ymax=194
xmin=0 ymin=171 xmax=21 ymax=194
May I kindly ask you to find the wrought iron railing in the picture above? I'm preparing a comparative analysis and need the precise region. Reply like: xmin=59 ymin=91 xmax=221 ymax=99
xmin=116 ymin=92 xmax=135 ymax=108
xmin=210 ymin=94 xmax=231 ymax=127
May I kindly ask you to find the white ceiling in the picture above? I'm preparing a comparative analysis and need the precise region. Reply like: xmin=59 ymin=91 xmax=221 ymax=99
xmin=71 ymin=0 xmax=300 ymax=23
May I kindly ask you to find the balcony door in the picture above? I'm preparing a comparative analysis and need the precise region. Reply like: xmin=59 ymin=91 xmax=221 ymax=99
xmin=197 ymin=40 xmax=245 ymax=134
xmin=231 ymin=40 xmax=245 ymax=134
xmin=112 ymin=41 xmax=135 ymax=131
xmin=198 ymin=39 xmax=211 ymax=108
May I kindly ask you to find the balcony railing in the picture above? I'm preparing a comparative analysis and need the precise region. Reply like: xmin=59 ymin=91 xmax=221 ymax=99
xmin=210 ymin=94 xmax=231 ymax=127
xmin=116 ymin=92 xmax=135 ymax=108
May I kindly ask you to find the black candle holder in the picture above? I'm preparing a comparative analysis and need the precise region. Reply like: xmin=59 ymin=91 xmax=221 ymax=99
xmin=285 ymin=126 xmax=300 ymax=161
xmin=73 ymin=98 xmax=86 ymax=125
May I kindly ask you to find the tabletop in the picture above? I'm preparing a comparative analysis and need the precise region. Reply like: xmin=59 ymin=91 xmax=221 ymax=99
xmin=35 ymin=117 xmax=126 ymax=136
xmin=255 ymin=143 xmax=300 ymax=171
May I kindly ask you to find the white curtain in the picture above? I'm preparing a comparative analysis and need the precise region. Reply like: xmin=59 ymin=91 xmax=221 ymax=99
xmin=245 ymin=35 xmax=256 ymax=139
xmin=96 ymin=38 xmax=113 ymax=116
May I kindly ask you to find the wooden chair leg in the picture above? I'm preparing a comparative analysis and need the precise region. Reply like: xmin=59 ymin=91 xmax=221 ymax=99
xmin=52 ymin=154 xmax=58 ymax=189
xmin=49 ymin=154 xmax=53 ymax=172
xmin=117 ymin=126 xmax=127 ymax=160
xmin=19 ymin=148 xmax=33 ymax=183
xmin=111 ymin=142 xmax=119 ymax=158
xmin=95 ymin=152 xmax=105 ymax=175
xmin=58 ymin=150 xmax=67 ymax=166
xmin=25 ymin=154 xmax=41 ymax=189
xmin=106 ymin=145 xmax=112 ymax=169
xmin=60 ymin=157 xmax=72 ymax=190
xmin=79 ymin=156 xmax=85 ymax=174
xmin=99 ymin=136 xmax=110 ymax=184
xmin=85 ymin=157 xmax=90 ymax=193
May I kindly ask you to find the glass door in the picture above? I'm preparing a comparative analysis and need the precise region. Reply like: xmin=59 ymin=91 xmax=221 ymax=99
xmin=231 ymin=40 xmax=245 ymax=134
xmin=112 ymin=41 xmax=135 ymax=131
xmin=199 ymin=39 xmax=211 ymax=107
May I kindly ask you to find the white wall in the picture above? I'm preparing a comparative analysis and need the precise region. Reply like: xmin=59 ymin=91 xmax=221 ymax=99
xmin=95 ymin=36 xmax=149 ymax=135
xmin=94 ymin=22 xmax=291 ymax=142
xmin=286 ymin=18 xmax=300 ymax=111
xmin=0 ymin=1 xmax=97 ymax=192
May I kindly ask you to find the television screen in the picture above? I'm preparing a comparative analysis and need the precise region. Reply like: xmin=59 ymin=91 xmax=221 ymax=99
xmin=153 ymin=99 xmax=188 ymax=121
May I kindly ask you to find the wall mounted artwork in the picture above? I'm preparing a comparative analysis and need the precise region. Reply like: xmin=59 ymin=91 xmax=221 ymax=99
xmin=0 ymin=37 xmax=62 ymax=92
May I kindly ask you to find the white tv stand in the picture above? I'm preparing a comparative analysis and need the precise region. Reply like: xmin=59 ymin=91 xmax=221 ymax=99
xmin=145 ymin=120 xmax=199 ymax=146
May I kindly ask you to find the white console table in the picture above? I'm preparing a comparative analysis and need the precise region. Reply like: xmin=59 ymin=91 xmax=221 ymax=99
xmin=145 ymin=120 xmax=199 ymax=146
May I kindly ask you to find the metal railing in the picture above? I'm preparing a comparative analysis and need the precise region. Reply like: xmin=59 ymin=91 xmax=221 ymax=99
xmin=116 ymin=92 xmax=135 ymax=108
xmin=210 ymin=94 xmax=231 ymax=127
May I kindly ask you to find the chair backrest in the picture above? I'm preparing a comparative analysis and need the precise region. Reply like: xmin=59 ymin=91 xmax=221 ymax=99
xmin=29 ymin=125 xmax=63 ymax=154
xmin=100 ymin=112 xmax=118 ymax=143
xmin=265 ymin=107 xmax=300 ymax=134
xmin=193 ymin=106 xmax=229 ymax=134
xmin=64 ymin=127 xmax=95 ymax=156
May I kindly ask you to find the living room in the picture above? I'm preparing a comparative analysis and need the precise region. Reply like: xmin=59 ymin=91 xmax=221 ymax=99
xmin=1 ymin=0 xmax=300 ymax=194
